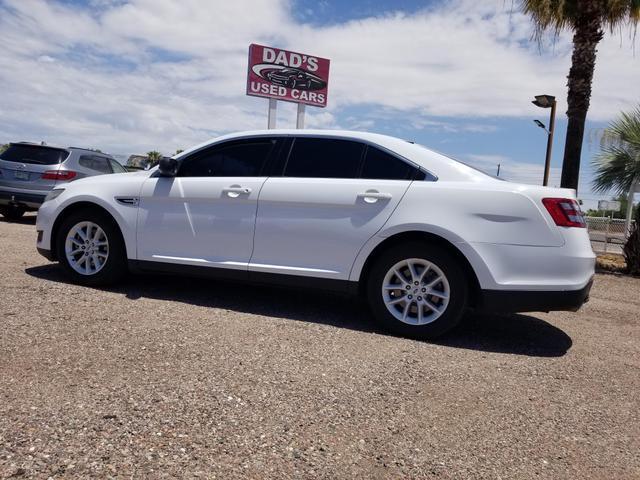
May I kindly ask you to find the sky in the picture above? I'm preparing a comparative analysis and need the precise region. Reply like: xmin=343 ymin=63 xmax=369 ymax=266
xmin=0 ymin=0 xmax=639 ymax=208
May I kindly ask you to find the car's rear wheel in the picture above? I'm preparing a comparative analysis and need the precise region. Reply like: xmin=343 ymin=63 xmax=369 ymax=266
xmin=366 ymin=242 xmax=468 ymax=339
xmin=0 ymin=205 xmax=26 ymax=220
xmin=55 ymin=210 xmax=127 ymax=286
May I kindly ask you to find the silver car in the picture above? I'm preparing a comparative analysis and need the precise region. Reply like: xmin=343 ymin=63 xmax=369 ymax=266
xmin=0 ymin=142 xmax=127 ymax=220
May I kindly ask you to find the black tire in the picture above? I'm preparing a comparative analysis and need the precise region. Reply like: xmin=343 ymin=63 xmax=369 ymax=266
xmin=366 ymin=242 xmax=468 ymax=339
xmin=55 ymin=209 xmax=127 ymax=286
xmin=0 ymin=205 xmax=26 ymax=220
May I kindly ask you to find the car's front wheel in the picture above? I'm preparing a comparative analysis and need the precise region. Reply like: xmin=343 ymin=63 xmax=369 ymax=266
xmin=366 ymin=242 xmax=468 ymax=339
xmin=55 ymin=210 xmax=127 ymax=286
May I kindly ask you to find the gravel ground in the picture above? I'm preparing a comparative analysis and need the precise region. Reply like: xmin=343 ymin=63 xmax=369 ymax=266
xmin=1 ymin=214 xmax=639 ymax=479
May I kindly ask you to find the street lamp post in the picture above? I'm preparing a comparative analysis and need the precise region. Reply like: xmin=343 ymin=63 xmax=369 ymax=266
xmin=532 ymin=95 xmax=557 ymax=187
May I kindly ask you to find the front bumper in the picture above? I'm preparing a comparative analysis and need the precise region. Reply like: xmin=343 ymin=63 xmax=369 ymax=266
xmin=37 ymin=247 xmax=56 ymax=261
xmin=478 ymin=278 xmax=593 ymax=313
xmin=35 ymin=198 xmax=57 ymax=254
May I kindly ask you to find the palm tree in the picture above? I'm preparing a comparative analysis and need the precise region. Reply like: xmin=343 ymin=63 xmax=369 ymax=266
xmin=146 ymin=150 xmax=162 ymax=169
xmin=521 ymin=1 xmax=640 ymax=191
xmin=591 ymin=106 xmax=640 ymax=236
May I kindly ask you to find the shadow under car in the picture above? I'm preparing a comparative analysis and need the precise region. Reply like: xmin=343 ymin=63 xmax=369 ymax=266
xmin=25 ymin=263 xmax=573 ymax=358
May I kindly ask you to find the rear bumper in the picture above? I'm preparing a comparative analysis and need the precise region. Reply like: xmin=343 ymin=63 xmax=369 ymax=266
xmin=0 ymin=189 xmax=46 ymax=209
xmin=478 ymin=278 xmax=593 ymax=313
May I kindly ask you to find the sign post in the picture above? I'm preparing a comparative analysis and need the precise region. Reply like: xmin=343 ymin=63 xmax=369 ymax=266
xmin=247 ymin=44 xmax=330 ymax=129
xmin=268 ymin=98 xmax=277 ymax=129
xmin=296 ymin=103 xmax=305 ymax=129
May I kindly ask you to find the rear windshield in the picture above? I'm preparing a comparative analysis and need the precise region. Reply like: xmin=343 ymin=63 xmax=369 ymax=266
xmin=0 ymin=144 xmax=69 ymax=165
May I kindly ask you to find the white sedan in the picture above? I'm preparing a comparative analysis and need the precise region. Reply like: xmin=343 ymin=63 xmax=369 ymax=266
xmin=36 ymin=130 xmax=595 ymax=338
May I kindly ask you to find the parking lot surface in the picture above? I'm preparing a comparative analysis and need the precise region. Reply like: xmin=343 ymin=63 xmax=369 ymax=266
xmin=1 ymin=215 xmax=639 ymax=479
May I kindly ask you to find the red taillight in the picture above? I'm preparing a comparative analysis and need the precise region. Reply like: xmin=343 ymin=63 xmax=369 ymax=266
xmin=542 ymin=197 xmax=586 ymax=228
xmin=41 ymin=170 xmax=77 ymax=181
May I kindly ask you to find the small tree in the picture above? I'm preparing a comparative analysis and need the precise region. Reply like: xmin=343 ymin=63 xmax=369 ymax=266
xmin=623 ymin=205 xmax=640 ymax=275
xmin=591 ymin=106 xmax=640 ymax=235
xmin=146 ymin=150 xmax=162 ymax=168
xmin=0 ymin=143 xmax=9 ymax=153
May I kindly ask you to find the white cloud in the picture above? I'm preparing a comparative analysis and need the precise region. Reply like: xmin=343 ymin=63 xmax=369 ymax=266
xmin=0 ymin=0 xmax=637 ymax=156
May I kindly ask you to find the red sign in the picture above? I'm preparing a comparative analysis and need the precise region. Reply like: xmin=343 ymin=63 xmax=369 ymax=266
xmin=246 ymin=44 xmax=330 ymax=108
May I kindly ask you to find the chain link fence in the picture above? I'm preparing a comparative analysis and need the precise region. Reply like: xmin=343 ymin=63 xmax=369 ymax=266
xmin=586 ymin=216 xmax=634 ymax=254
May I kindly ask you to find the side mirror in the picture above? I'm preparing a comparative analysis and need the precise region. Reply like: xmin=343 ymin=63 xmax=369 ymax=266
xmin=158 ymin=156 xmax=178 ymax=177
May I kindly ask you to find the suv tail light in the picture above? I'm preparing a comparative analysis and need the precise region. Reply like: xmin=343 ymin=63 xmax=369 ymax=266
xmin=41 ymin=170 xmax=77 ymax=181
xmin=542 ymin=198 xmax=586 ymax=228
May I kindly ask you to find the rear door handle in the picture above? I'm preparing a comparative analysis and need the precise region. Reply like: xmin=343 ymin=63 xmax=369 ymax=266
xmin=357 ymin=191 xmax=392 ymax=203
xmin=224 ymin=186 xmax=252 ymax=198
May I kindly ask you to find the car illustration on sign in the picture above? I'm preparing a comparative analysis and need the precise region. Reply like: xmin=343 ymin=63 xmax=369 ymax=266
xmin=263 ymin=67 xmax=326 ymax=90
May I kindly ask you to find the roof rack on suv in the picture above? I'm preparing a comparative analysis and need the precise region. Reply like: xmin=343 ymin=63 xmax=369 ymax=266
xmin=69 ymin=147 xmax=110 ymax=154
xmin=11 ymin=141 xmax=67 ymax=150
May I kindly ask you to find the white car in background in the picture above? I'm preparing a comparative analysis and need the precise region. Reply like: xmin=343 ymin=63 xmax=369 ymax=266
xmin=35 ymin=130 xmax=595 ymax=339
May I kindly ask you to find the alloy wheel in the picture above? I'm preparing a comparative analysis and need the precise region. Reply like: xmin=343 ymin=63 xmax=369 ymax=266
xmin=64 ymin=221 xmax=109 ymax=275
xmin=381 ymin=258 xmax=450 ymax=325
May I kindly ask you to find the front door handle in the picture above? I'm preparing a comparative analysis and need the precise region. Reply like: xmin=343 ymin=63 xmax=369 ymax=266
xmin=357 ymin=191 xmax=392 ymax=203
xmin=224 ymin=186 xmax=252 ymax=198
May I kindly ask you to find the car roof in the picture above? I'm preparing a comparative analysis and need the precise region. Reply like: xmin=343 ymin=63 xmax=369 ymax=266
xmin=10 ymin=141 xmax=69 ymax=151
xmin=9 ymin=142 xmax=112 ymax=156
xmin=68 ymin=147 xmax=114 ymax=156
xmin=177 ymin=129 xmax=414 ymax=154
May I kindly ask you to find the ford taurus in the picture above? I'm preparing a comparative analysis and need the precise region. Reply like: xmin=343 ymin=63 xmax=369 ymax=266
xmin=35 ymin=130 xmax=595 ymax=338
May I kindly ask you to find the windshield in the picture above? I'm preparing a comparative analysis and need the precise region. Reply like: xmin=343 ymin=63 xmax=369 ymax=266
xmin=0 ymin=144 xmax=69 ymax=165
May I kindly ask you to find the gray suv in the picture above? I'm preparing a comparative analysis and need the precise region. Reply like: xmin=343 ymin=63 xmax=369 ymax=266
xmin=0 ymin=142 xmax=127 ymax=220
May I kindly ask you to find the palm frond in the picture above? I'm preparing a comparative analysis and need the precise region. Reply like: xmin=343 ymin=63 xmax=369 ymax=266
xmin=603 ymin=0 xmax=640 ymax=30
xmin=599 ymin=106 xmax=640 ymax=148
xmin=591 ymin=148 xmax=640 ymax=194
xmin=520 ymin=0 xmax=571 ymax=38
xmin=520 ymin=0 xmax=640 ymax=35
xmin=591 ymin=105 xmax=640 ymax=195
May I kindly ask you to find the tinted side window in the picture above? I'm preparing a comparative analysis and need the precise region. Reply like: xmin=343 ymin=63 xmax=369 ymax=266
xmin=109 ymin=159 xmax=127 ymax=173
xmin=284 ymin=138 xmax=364 ymax=179
xmin=79 ymin=155 xmax=112 ymax=173
xmin=361 ymin=147 xmax=416 ymax=180
xmin=179 ymin=139 xmax=276 ymax=177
